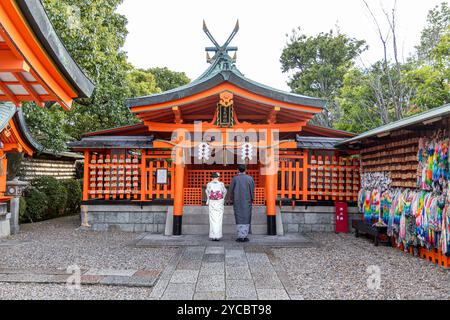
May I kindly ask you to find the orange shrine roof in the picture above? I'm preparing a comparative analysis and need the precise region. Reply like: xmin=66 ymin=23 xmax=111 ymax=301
xmin=127 ymin=21 xmax=326 ymax=125
xmin=0 ymin=0 xmax=94 ymax=109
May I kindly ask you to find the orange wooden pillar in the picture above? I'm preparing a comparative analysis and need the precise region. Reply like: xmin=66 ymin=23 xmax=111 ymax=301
xmin=82 ymin=150 xmax=89 ymax=201
xmin=173 ymin=135 xmax=186 ymax=235
xmin=265 ymin=130 xmax=277 ymax=235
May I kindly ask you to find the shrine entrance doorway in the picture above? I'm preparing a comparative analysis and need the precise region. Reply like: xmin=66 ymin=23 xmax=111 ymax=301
xmin=183 ymin=164 xmax=265 ymax=206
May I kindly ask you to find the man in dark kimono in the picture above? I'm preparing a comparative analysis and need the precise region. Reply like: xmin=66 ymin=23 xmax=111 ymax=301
xmin=229 ymin=164 xmax=255 ymax=242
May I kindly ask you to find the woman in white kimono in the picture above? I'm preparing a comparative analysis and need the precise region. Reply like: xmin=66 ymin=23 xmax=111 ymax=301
xmin=205 ymin=172 xmax=227 ymax=241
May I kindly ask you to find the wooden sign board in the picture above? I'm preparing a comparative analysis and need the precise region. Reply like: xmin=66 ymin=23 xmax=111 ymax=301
xmin=156 ymin=168 xmax=168 ymax=184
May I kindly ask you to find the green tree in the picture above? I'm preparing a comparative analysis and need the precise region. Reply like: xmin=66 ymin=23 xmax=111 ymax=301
xmin=148 ymin=67 xmax=190 ymax=92
xmin=280 ymin=28 xmax=367 ymax=127
xmin=22 ymin=103 xmax=71 ymax=152
xmin=126 ymin=68 xmax=161 ymax=98
xmin=40 ymin=0 xmax=135 ymax=140
xmin=23 ymin=1 xmax=187 ymax=150
xmin=416 ymin=2 xmax=450 ymax=62
xmin=405 ymin=23 xmax=450 ymax=110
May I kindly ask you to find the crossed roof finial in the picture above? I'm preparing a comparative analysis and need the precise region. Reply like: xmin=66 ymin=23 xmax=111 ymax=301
xmin=203 ymin=20 xmax=239 ymax=65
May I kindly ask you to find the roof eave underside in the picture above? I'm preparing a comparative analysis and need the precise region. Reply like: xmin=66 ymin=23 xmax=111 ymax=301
xmin=16 ymin=0 xmax=94 ymax=98
xmin=296 ymin=136 xmax=346 ymax=150
xmin=126 ymin=71 xmax=326 ymax=110
xmin=68 ymin=136 xmax=154 ymax=149
xmin=338 ymin=104 xmax=450 ymax=146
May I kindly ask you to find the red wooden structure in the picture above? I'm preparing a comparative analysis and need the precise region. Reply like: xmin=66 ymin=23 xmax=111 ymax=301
xmin=0 ymin=1 xmax=93 ymax=202
xmin=70 ymin=22 xmax=358 ymax=235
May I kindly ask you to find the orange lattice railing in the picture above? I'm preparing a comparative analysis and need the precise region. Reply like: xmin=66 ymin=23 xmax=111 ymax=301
xmin=183 ymin=187 xmax=266 ymax=206
xmin=187 ymin=169 xmax=261 ymax=188
xmin=183 ymin=188 xmax=203 ymax=205
xmin=278 ymin=154 xmax=360 ymax=202
xmin=142 ymin=156 xmax=174 ymax=201
xmin=84 ymin=150 xmax=359 ymax=204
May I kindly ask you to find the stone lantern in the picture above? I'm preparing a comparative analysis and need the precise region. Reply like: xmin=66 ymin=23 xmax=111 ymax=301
xmin=5 ymin=178 xmax=28 ymax=234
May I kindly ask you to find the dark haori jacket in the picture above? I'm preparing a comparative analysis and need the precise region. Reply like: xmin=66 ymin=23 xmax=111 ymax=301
xmin=229 ymin=173 xmax=255 ymax=224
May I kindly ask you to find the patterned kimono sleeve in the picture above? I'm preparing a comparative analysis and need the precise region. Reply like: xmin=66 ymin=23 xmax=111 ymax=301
xmin=221 ymin=182 xmax=227 ymax=199
xmin=205 ymin=182 xmax=211 ymax=204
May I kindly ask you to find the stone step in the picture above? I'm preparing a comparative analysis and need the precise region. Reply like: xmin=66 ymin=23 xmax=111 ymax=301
xmin=182 ymin=224 xmax=268 ymax=235
xmin=182 ymin=206 xmax=267 ymax=215
xmin=182 ymin=213 xmax=268 ymax=225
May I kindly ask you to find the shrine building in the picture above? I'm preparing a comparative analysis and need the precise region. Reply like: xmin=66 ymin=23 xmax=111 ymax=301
xmin=70 ymin=22 xmax=360 ymax=236
xmin=0 ymin=0 xmax=94 ymax=237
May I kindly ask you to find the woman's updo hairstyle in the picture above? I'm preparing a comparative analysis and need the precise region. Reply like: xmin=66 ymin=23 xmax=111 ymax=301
xmin=211 ymin=172 xmax=220 ymax=179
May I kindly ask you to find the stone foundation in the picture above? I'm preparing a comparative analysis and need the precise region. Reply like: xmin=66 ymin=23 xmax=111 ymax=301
xmin=81 ymin=204 xmax=360 ymax=234
xmin=82 ymin=205 xmax=168 ymax=233
xmin=281 ymin=205 xmax=359 ymax=233
xmin=0 ymin=203 xmax=10 ymax=238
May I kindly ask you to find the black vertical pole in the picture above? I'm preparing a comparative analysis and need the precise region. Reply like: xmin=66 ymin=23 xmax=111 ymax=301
xmin=173 ymin=216 xmax=182 ymax=236
xmin=267 ymin=215 xmax=276 ymax=235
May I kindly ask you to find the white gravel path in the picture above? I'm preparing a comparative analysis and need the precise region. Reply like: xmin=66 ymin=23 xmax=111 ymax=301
xmin=0 ymin=215 xmax=177 ymax=300
xmin=273 ymin=233 xmax=450 ymax=300
xmin=1 ymin=216 xmax=449 ymax=300
xmin=0 ymin=215 xmax=177 ymax=270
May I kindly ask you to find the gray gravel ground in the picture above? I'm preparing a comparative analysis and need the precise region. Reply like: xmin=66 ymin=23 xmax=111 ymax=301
xmin=0 ymin=283 xmax=153 ymax=300
xmin=0 ymin=215 xmax=177 ymax=300
xmin=273 ymin=233 xmax=450 ymax=300
xmin=0 ymin=215 xmax=176 ymax=270
xmin=1 ymin=216 xmax=449 ymax=300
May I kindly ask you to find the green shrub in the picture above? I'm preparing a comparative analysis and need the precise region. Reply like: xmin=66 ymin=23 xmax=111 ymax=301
xmin=23 ymin=187 xmax=48 ymax=222
xmin=61 ymin=179 xmax=82 ymax=215
xmin=18 ymin=196 xmax=27 ymax=223
xmin=31 ymin=176 xmax=67 ymax=218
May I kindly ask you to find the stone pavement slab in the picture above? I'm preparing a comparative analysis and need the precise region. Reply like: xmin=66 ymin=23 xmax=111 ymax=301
xmin=205 ymin=246 xmax=225 ymax=254
xmin=100 ymin=275 xmax=157 ymax=287
xmin=256 ymin=289 xmax=290 ymax=300
xmin=199 ymin=262 xmax=225 ymax=276
xmin=162 ymin=283 xmax=196 ymax=300
xmin=84 ymin=268 xmax=137 ymax=277
xmin=194 ymin=291 xmax=226 ymax=300
xmin=170 ymin=270 xmax=199 ymax=284
xmin=196 ymin=274 xmax=225 ymax=292
xmin=225 ymin=266 xmax=252 ymax=280
xmin=203 ymin=253 xmax=225 ymax=263
xmin=226 ymin=279 xmax=258 ymax=299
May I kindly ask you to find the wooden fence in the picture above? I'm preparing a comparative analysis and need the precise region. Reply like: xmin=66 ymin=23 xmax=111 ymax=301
xmin=84 ymin=150 xmax=360 ymax=204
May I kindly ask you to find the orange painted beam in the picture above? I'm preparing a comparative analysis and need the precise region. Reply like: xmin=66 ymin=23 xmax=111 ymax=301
xmin=0 ymin=50 xmax=30 ymax=72
xmin=0 ymin=94 xmax=55 ymax=102
xmin=278 ymin=141 xmax=297 ymax=149
xmin=0 ymin=3 xmax=77 ymax=108
xmin=144 ymin=121 xmax=307 ymax=133
xmin=7 ymin=119 xmax=33 ymax=155
xmin=153 ymin=140 xmax=175 ymax=149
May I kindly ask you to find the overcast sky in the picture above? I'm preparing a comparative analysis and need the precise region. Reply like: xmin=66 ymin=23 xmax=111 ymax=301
xmin=117 ymin=0 xmax=444 ymax=91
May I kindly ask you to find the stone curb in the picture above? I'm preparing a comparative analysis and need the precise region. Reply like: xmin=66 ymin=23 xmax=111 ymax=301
xmin=0 ymin=268 xmax=161 ymax=288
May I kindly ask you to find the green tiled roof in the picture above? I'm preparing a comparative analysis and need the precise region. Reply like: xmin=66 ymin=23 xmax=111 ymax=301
xmin=0 ymin=102 xmax=17 ymax=132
